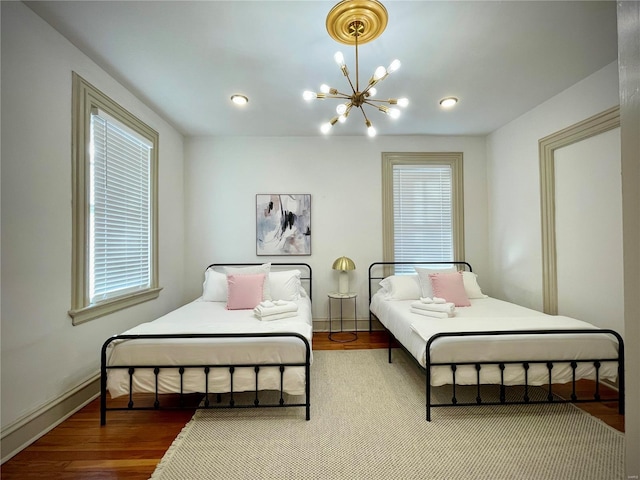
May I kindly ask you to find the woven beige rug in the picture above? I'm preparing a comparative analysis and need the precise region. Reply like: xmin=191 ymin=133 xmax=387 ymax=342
xmin=150 ymin=349 xmax=624 ymax=480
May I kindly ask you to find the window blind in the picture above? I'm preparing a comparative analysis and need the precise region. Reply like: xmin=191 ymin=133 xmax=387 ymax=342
xmin=90 ymin=110 xmax=152 ymax=303
xmin=393 ymin=164 xmax=453 ymax=272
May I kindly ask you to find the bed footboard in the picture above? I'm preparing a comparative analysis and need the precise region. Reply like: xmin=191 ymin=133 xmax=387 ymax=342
xmin=424 ymin=329 xmax=625 ymax=421
xmin=100 ymin=332 xmax=312 ymax=425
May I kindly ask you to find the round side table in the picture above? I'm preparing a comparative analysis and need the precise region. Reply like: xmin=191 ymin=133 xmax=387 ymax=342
xmin=328 ymin=292 xmax=357 ymax=342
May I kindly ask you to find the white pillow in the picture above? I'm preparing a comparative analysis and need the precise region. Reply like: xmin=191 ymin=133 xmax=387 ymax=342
xmin=225 ymin=263 xmax=272 ymax=300
xmin=414 ymin=266 xmax=457 ymax=298
xmin=269 ymin=270 xmax=302 ymax=301
xmin=202 ymin=268 xmax=228 ymax=301
xmin=379 ymin=274 xmax=421 ymax=300
xmin=462 ymin=271 xmax=487 ymax=299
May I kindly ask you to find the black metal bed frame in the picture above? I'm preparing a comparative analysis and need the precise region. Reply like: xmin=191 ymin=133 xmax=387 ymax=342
xmin=100 ymin=263 xmax=313 ymax=425
xmin=368 ymin=261 xmax=625 ymax=421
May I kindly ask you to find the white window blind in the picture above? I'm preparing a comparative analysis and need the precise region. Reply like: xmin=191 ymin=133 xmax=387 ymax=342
xmin=90 ymin=109 xmax=152 ymax=303
xmin=393 ymin=164 xmax=453 ymax=271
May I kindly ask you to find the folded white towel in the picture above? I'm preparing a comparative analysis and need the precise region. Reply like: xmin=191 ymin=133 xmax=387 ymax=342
xmin=254 ymin=301 xmax=298 ymax=317
xmin=410 ymin=301 xmax=455 ymax=315
xmin=419 ymin=297 xmax=433 ymax=304
xmin=410 ymin=307 xmax=449 ymax=319
xmin=255 ymin=311 xmax=298 ymax=321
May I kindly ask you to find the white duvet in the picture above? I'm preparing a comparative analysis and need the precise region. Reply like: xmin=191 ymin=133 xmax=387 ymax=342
xmin=370 ymin=294 xmax=619 ymax=386
xmin=106 ymin=295 xmax=313 ymax=398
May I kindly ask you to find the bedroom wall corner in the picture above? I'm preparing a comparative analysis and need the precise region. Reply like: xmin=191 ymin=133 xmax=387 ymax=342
xmin=1 ymin=2 xmax=186 ymax=461
xmin=485 ymin=61 xmax=620 ymax=310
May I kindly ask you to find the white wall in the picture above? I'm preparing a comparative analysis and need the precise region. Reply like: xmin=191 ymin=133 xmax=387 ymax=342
xmin=184 ymin=135 xmax=489 ymax=323
xmin=486 ymin=61 xmax=620 ymax=310
xmin=0 ymin=1 xmax=185 ymax=452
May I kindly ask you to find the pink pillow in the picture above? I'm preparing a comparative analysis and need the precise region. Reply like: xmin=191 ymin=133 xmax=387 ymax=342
xmin=429 ymin=271 xmax=471 ymax=307
xmin=226 ymin=273 xmax=265 ymax=310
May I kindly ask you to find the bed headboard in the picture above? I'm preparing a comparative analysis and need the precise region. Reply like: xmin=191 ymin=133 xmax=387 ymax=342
xmin=206 ymin=263 xmax=313 ymax=301
xmin=367 ymin=261 xmax=472 ymax=304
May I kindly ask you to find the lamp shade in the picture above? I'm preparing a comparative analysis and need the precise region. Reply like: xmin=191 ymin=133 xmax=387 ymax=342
xmin=332 ymin=256 xmax=355 ymax=294
xmin=332 ymin=256 xmax=356 ymax=271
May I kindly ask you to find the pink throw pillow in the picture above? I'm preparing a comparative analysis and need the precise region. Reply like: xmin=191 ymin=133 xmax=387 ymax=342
xmin=429 ymin=271 xmax=471 ymax=307
xmin=226 ymin=273 xmax=265 ymax=310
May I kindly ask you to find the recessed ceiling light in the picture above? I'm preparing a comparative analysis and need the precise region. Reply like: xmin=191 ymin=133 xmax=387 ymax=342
xmin=230 ymin=94 xmax=249 ymax=106
xmin=439 ymin=97 xmax=458 ymax=108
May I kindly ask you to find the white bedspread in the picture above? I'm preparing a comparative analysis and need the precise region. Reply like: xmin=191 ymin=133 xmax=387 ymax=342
xmin=106 ymin=295 xmax=313 ymax=398
xmin=370 ymin=294 xmax=619 ymax=386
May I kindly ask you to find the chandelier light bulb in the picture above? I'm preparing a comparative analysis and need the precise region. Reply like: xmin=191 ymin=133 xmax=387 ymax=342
xmin=320 ymin=84 xmax=331 ymax=94
xmin=303 ymin=90 xmax=317 ymax=101
xmin=397 ymin=97 xmax=409 ymax=107
xmin=367 ymin=125 xmax=377 ymax=137
xmin=321 ymin=116 xmax=339 ymax=134
xmin=387 ymin=59 xmax=401 ymax=73
xmin=336 ymin=103 xmax=348 ymax=115
xmin=368 ymin=87 xmax=377 ymax=97
xmin=388 ymin=108 xmax=401 ymax=119
xmin=366 ymin=120 xmax=377 ymax=137
xmin=334 ymin=51 xmax=345 ymax=66
xmin=373 ymin=66 xmax=387 ymax=81
xmin=338 ymin=114 xmax=347 ymax=123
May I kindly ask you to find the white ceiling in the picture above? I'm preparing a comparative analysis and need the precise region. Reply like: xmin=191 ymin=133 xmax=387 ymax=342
xmin=25 ymin=1 xmax=618 ymax=137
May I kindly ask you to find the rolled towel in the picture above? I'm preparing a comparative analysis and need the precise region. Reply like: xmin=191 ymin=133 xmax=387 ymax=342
xmin=410 ymin=307 xmax=449 ymax=319
xmin=432 ymin=297 xmax=447 ymax=304
xmin=410 ymin=300 xmax=455 ymax=316
xmin=419 ymin=297 xmax=433 ymax=304
xmin=259 ymin=300 xmax=275 ymax=308
xmin=255 ymin=311 xmax=298 ymax=321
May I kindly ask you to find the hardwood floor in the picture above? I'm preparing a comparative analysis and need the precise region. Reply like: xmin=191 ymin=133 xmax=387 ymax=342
xmin=1 ymin=331 xmax=624 ymax=479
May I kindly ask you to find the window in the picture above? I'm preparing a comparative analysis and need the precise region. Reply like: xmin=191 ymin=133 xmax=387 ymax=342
xmin=70 ymin=73 xmax=160 ymax=325
xmin=382 ymin=152 xmax=464 ymax=272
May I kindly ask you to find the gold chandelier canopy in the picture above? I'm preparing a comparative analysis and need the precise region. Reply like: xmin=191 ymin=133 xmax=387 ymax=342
xmin=303 ymin=0 xmax=408 ymax=137
xmin=326 ymin=0 xmax=388 ymax=45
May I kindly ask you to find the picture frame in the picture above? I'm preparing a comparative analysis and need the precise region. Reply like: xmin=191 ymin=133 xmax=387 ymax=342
xmin=256 ymin=194 xmax=311 ymax=256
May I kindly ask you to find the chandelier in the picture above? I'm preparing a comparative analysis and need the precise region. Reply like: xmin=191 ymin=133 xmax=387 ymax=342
xmin=303 ymin=0 xmax=408 ymax=137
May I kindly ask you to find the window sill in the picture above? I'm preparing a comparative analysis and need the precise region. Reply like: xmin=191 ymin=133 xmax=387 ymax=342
xmin=69 ymin=287 xmax=163 ymax=325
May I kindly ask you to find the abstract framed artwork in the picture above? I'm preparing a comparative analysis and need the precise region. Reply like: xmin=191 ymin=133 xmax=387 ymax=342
xmin=256 ymin=194 xmax=311 ymax=256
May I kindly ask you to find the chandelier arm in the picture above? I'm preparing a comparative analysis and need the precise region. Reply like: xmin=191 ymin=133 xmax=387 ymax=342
xmin=324 ymin=93 xmax=353 ymax=100
xmin=342 ymin=72 xmax=358 ymax=95
xmin=363 ymin=98 xmax=393 ymax=105
xmin=357 ymin=106 xmax=371 ymax=122
xmin=362 ymin=72 xmax=390 ymax=95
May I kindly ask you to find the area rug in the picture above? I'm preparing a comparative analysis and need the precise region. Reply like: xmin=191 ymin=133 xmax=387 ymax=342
xmin=150 ymin=349 xmax=624 ymax=480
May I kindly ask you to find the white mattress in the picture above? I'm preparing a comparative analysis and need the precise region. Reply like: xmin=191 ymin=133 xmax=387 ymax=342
xmin=370 ymin=293 xmax=619 ymax=386
xmin=106 ymin=294 xmax=313 ymax=398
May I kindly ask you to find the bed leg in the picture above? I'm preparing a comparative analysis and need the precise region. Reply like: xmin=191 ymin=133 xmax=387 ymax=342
xmin=305 ymin=358 xmax=311 ymax=421
xmin=387 ymin=330 xmax=393 ymax=363
xmin=100 ymin=370 xmax=107 ymax=426
xmin=426 ymin=362 xmax=432 ymax=421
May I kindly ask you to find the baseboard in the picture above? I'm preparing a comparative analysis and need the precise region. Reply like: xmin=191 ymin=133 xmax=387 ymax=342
xmin=313 ymin=317 xmax=382 ymax=332
xmin=1 ymin=373 xmax=100 ymax=464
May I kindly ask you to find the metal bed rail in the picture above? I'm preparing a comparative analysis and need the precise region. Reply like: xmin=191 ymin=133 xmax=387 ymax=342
xmin=424 ymin=329 xmax=625 ymax=421
xmin=100 ymin=332 xmax=312 ymax=425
